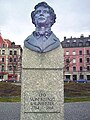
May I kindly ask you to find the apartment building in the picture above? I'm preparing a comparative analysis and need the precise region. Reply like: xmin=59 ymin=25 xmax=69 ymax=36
xmin=61 ymin=34 xmax=90 ymax=81
xmin=0 ymin=33 xmax=22 ymax=81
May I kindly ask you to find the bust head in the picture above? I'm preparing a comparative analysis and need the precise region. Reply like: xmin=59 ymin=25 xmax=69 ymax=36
xmin=24 ymin=2 xmax=60 ymax=53
xmin=31 ymin=2 xmax=56 ymax=27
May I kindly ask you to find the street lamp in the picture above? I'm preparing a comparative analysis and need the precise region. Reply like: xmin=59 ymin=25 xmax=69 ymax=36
xmin=11 ymin=42 xmax=15 ymax=79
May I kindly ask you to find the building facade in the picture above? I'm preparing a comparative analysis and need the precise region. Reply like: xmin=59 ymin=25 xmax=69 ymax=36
xmin=61 ymin=34 xmax=90 ymax=81
xmin=0 ymin=33 xmax=22 ymax=81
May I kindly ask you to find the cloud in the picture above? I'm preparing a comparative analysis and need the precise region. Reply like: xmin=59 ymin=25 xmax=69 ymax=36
xmin=0 ymin=0 xmax=90 ymax=47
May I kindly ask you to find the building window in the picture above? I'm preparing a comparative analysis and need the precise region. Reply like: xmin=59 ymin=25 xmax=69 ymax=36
xmin=8 ymin=66 xmax=12 ymax=70
xmin=85 ymin=42 xmax=90 ymax=46
xmin=2 ymin=50 xmax=5 ymax=55
xmin=73 ymin=58 xmax=76 ymax=63
xmin=13 ymin=65 xmax=16 ymax=70
xmin=86 ymin=50 xmax=89 ymax=55
xmin=2 ymin=58 xmax=4 ymax=62
xmin=9 ymin=50 xmax=12 ymax=55
xmin=79 ymin=75 xmax=84 ymax=79
xmin=72 ymin=42 xmax=76 ymax=47
xmin=14 ymin=58 xmax=16 ymax=62
xmin=67 ymin=40 xmax=70 ymax=42
xmin=73 ymin=66 xmax=76 ymax=71
xmin=80 ymin=66 xmax=83 ymax=71
xmin=88 ymin=39 xmax=90 ymax=41
xmin=66 ymin=67 xmax=69 ymax=71
xmin=1 ymin=65 xmax=4 ymax=71
xmin=66 ymin=43 xmax=70 ymax=47
xmin=79 ymin=58 xmax=82 ymax=63
xmin=73 ymin=39 xmax=76 ymax=42
xmin=2 ymin=44 xmax=5 ymax=48
xmin=87 ymin=66 xmax=90 ymax=71
xmin=79 ymin=50 xmax=82 ymax=55
xmin=66 ymin=51 xmax=69 ymax=55
xmin=87 ymin=58 xmax=89 ymax=63
xmin=9 ymin=58 xmax=12 ymax=62
xmin=78 ymin=42 xmax=83 ymax=47
xmin=72 ymin=51 xmax=76 ymax=55
xmin=14 ymin=51 xmax=17 ymax=55
xmin=66 ymin=59 xmax=69 ymax=64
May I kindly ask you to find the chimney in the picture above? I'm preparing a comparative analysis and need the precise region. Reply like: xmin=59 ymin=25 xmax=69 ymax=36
xmin=64 ymin=36 xmax=66 ymax=40
xmin=70 ymin=36 xmax=72 ymax=39
xmin=80 ymin=34 xmax=84 ymax=38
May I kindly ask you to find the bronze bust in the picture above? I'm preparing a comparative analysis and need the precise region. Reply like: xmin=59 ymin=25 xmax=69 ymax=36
xmin=24 ymin=2 xmax=60 ymax=53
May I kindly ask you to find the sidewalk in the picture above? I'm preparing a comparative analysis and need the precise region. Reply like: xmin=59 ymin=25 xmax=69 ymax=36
xmin=64 ymin=102 xmax=90 ymax=120
xmin=0 ymin=102 xmax=90 ymax=120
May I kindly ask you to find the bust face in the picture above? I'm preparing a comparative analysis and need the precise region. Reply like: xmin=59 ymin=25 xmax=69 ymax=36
xmin=24 ymin=2 xmax=60 ymax=53
xmin=34 ymin=6 xmax=51 ymax=27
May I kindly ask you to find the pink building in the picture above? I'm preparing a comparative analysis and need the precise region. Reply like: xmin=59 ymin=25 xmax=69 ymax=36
xmin=0 ymin=33 xmax=22 ymax=81
xmin=62 ymin=35 xmax=90 ymax=81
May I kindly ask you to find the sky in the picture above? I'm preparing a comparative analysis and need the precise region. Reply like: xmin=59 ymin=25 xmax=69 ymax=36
xmin=0 ymin=0 xmax=90 ymax=47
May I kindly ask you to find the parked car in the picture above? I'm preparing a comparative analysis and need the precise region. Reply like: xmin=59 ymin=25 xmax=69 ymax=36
xmin=87 ymin=80 xmax=90 ymax=83
xmin=3 ymin=78 xmax=17 ymax=83
xmin=76 ymin=79 xmax=87 ymax=83
xmin=2 ymin=79 xmax=8 ymax=82
xmin=8 ymin=78 xmax=17 ymax=82
xmin=64 ymin=79 xmax=71 ymax=83
xmin=0 ymin=79 xmax=4 ymax=82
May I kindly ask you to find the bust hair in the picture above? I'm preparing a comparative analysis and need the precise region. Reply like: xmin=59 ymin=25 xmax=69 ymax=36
xmin=31 ymin=2 xmax=56 ymax=26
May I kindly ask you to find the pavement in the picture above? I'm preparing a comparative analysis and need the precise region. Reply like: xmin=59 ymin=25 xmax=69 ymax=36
xmin=0 ymin=102 xmax=90 ymax=120
xmin=64 ymin=102 xmax=90 ymax=120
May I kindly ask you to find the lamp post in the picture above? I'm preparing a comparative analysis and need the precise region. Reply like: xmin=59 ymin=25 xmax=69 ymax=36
xmin=11 ymin=42 xmax=15 ymax=79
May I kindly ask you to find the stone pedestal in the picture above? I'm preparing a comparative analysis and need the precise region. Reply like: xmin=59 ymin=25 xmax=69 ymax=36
xmin=21 ymin=47 xmax=64 ymax=120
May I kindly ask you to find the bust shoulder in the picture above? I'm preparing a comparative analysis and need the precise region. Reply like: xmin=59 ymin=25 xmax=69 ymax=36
xmin=24 ymin=33 xmax=34 ymax=42
xmin=24 ymin=32 xmax=61 ymax=53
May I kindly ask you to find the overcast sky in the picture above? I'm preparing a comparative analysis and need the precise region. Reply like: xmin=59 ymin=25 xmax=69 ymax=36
xmin=0 ymin=0 xmax=90 ymax=47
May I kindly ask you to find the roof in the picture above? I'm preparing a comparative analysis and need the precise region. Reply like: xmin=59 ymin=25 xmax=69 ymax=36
xmin=0 ymin=34 xmax=5 ymax=45
xmin=4 ymin=39 xmax=12 ymax=47
xmin=0 ymin=33 xmax=22 ymax=49
xmin=61 ymin=35 xmax=90 ymax=48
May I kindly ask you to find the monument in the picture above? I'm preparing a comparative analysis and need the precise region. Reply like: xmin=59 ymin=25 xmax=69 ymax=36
xmin=21 ymin=2 xmax=64 ymax=120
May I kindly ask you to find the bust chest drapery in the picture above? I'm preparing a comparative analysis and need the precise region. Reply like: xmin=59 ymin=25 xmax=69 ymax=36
xmin=24 ymin=32 xmax=60 ymax=53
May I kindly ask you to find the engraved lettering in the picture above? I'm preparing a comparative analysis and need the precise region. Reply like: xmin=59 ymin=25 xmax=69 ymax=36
xmin=24 ymin=91 xmax=58 ymax=112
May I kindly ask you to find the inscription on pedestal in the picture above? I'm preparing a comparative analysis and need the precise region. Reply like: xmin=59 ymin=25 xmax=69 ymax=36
xmin=24 ymin=90 xmax=61 ymax=113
